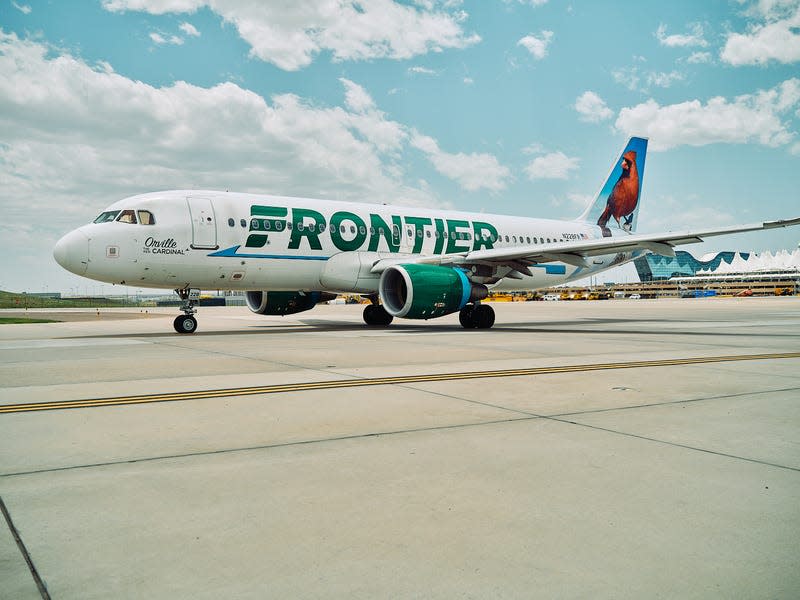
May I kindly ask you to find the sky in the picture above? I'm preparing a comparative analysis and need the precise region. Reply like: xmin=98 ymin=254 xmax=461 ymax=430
xmin=1 ymin=0 xmax=799 ymax=294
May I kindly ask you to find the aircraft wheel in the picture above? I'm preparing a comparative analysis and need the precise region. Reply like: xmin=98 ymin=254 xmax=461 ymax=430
xmin=364 ymin=304 xmax=393 ymax=326
xmin=475 ymin=304 xmax=495 ymax=329
xmin=174 ymin=314 xmax=198 ymax=334
xmin=459 ymin=305 xmax=477 ymax=329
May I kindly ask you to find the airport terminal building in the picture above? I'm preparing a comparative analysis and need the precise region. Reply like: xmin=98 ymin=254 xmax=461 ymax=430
xmin=632 ymin=248 xmax=800 ymax=297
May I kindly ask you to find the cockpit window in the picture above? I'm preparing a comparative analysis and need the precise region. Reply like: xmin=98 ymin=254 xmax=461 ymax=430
xmin=93 ymin=210 xmax=120 ymax=223
xmin=137 ymin=210 xmax=155 ymax=225
xmin=116 ymin=209 xmax=137 ymax=224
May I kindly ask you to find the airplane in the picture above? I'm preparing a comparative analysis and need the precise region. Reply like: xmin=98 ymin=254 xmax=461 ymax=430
xmin=53 ymin=137 xmax=800 ymax=334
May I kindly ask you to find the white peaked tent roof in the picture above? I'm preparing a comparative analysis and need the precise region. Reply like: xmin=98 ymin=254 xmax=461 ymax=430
xmin=707 ymin=249 xmax=800 ymax=274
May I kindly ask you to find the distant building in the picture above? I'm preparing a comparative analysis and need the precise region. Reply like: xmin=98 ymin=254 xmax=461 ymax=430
xmin=634 ymin=251 xmax=749 ymax=281
xmin=633 ymin=248 xmax=800 ymax=296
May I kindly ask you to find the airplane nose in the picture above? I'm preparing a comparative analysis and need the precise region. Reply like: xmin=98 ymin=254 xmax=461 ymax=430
xmin=53 ymin=229 xmax=89 ymax=276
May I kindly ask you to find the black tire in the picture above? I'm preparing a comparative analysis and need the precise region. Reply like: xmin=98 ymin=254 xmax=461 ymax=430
xmin=363 ymin=304 xmax=376 ymax=325
xmin=459 ymin=305 xmax=476 ymax=329
xmin=174 ymin=315 xmax=197 ymax=334
xmin=475 ymin=304 xmax=495 ymax=329
xmin=375 ymin=305 xmax=394 ymax=326
xmin=364 ymin=304 xmax=393 ymax=326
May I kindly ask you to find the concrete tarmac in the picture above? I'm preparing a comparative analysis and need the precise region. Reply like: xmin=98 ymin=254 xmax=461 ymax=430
xmin=1 ymin=298 xmax=799 ymax=599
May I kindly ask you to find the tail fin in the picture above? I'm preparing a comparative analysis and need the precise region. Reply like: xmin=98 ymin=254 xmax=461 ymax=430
xmin=576 ymin=137 xmax=648 ymax=236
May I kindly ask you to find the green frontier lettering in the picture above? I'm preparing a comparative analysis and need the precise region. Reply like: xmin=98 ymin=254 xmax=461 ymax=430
xmin=404 ymin=216 xmax=432 ymax=253
xmin=472 ymin=221 xmax=497 ymax=251
xmin=289 ymin=208 xmax=325 ymax=250
xmin=247 ymin=205 xmax=498 ymax=254
xmin=368 ymin=214 xmax=402 ymax=252
xmin=330 ymin=211 xmax=367 ymax=252
xmin=246 ymin=206 xmax=287 ymax=248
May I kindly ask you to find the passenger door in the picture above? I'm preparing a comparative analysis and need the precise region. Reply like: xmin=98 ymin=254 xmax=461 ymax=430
xmin=187 ymin=196 xmax=218 ymax=249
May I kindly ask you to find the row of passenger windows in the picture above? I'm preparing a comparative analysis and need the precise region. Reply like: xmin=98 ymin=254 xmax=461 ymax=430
xmin=235 ymin=218 xmax=560 ymax=244
xmin=96 ymin=208 xmax=562 ymax=245
xmin=94 ymin=210 xmax=156 ymax=225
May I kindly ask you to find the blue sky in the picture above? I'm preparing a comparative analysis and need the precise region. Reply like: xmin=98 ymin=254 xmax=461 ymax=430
xmin=1 ymin=0 xmax=799 ymax=293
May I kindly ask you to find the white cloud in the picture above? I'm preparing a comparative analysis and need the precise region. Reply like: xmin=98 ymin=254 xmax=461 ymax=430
xmin=647 ymin=70 xmax=684 ymax=88
xmin=0 ymin=31 xmax=442 ymax=240
xmin=612 ymin=67 xmax=640 ymax=91
xmin=721 ymin=6 xmax=800 ymax=65
xmin=463 ymin=76 xmax=474 ymax=85
xmin=613 ymin=66 xmax=686 ymax=91
xmin=102 ymin=0 xmax=481 ymax=71
xmin=149 ymin=32 xmax=184 ymax=45
xmin=687 ymin=51 xmax=712 ymax=64
xmin=179 ymin=22 xmax=200 ymax=37
xmin=505 ymin=0 xmax=549 ymax=6
xmin=339 ymin=78 xmax=375 ymax=113
xmin=655 ymin=23 xmax=708 ymax=48
xmin=407 ymin=66 xmax=438 ymax=75
xmin=524 ymin=151 xmax=580 ymax=180
xmin=517 ymin=30 xmax=553 ymax=60
xmin=615 ymin=78 xmax=800 ymax=150
xmin=410 ymin=133 xmax=511 ymax=192
xmin=12 ymin=2 xmax=32 ymax=14
xmin=574 ymin=91 xmax=613 ymax=123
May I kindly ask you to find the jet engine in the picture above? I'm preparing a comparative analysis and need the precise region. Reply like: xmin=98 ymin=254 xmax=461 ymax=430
xmin=379 ymin=264 xmax=488 ymax=319
xmin=245 ymin=291 xmax=337 ymax=316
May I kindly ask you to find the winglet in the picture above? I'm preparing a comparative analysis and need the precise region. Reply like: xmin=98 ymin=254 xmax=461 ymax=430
xmin=763 ymin=216 xmax=800 ymax=229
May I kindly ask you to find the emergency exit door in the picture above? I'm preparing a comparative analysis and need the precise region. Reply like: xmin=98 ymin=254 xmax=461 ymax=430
xmin=187 ymin=196 xmax=218 ymax=249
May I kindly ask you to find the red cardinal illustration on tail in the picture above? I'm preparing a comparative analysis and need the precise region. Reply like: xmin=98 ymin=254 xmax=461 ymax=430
xmin=597 ymin=150 xmax=639 ymax=237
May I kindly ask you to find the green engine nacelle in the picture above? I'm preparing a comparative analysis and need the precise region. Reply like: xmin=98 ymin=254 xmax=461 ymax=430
xmin=245 ymin=290 xmax=337 ymax=316
xmin=379 ymin=264 xmax=488 ymax=319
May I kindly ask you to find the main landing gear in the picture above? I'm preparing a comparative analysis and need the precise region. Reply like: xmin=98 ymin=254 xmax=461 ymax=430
xmin=459 ymin=303 xmax=495 ymax=329
xmin=362 ymin=296 xmax=393 ymax=326
xmin=173 ymin=288 xmax=200 ymax=334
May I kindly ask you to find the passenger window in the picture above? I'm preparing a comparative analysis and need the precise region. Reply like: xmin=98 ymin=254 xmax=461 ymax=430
xmin=426 ymin=231 xmax=431 ymax=238
xmin=228 ymin=218 xmax=235 ymax=227
xmin=117 ymin=210 xmax=136 ymax=224
xmin=240 ymin=219 xmax=246 ymax=228
xmin=526 ymin=236 xmax=531 ymax=244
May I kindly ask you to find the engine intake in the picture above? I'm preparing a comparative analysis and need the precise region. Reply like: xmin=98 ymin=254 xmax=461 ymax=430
xmin=245 ymin=291 xmax=336 ymax=316
xmin=379 ymin=264 xmax=488 ymax=319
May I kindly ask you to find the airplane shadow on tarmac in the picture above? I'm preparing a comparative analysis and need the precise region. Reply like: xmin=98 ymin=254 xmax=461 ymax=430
xmin=64 ymin=317 xmax=798 ymax=339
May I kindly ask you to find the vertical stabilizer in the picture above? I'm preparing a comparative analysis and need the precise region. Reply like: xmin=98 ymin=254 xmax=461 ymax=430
xmin=576 ymin=137 xmax=648 ymax=237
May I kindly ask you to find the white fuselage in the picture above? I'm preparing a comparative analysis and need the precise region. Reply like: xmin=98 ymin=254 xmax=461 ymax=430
xmin=54 ymin=190 xmax=634 ymax=293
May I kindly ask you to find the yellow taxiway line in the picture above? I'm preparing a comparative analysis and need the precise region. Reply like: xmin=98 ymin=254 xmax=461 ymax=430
xmin=2 ymin=352 xmax=799 ymax=415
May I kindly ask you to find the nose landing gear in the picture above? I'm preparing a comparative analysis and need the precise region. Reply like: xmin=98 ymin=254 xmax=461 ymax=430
xmin=173 ymin=288 xmax=200 ymax=334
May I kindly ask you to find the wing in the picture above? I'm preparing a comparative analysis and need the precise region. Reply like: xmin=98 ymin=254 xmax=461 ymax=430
xmin=370 ymin=217 xmax=800 ymax=277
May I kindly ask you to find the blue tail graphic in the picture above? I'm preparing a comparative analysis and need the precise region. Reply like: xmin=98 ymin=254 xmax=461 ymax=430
xmin=577 ymin=137 xmax=647 ymax=237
